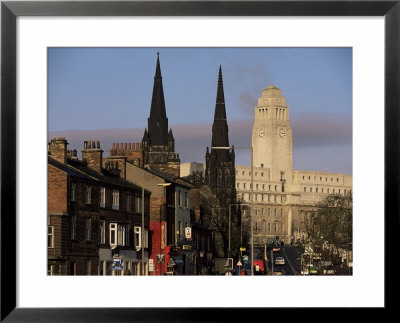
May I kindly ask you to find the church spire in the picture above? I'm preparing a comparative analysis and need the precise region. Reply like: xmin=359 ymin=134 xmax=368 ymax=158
xmin=147 ymin=52 xmax=168 ymax=145
xmin=211 ymin=66 xmax=230 ymax=152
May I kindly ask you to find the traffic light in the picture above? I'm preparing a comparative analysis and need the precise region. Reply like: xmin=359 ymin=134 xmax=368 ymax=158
xmin=227 ymin=258 xmax=233 ymax=269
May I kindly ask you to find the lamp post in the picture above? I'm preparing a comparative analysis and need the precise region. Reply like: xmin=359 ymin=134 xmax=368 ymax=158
xmin=212 ymin=145 xmax=254 ymax=275
xmin=228 ymin=203 xmax=250 ymax=258
xmin=158 ymin=182 xmax=172 ymax=275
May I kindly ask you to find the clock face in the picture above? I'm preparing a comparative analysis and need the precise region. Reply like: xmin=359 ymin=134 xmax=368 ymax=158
xmin=278 ymin=128 xmax=286 ymax=138
xmin=258 ymin=129 xmax=266 ymax=138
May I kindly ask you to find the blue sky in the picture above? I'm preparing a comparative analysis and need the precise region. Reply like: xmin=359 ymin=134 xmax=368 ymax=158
xmin=48 ymin=47 xmax=352 ymax=174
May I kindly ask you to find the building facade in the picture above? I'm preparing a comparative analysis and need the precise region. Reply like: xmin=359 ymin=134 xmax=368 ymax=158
xmin=48 ymin=138 xmax=151 ymax=276
xmin=236 ymin=85 xmax=352 ymax=245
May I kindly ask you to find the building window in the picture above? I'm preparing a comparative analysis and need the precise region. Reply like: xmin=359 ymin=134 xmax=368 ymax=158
xmin=110 ymin=223 xmax=129 ymax=247
xmin=112 ymin=190 xmax=119 ymax=210
xmin=70 ymin=215 xmax=76 ymax=240
xmin=85 ymin=218 xmax=91 ymax=241
xmin=268 ymin=208 xmax=271 ymax=216
xmin=134 ymin=226 xmax=142 ymax=249
xmin=135 ymin=195 xmax=143 ymax=214
xmin=100 ymin=220 xmax=105 ymax=244
xmin=126 ymin=192 xmax=131 ymax=212
xmin=84 ymin=260 xmax=91 ymax=275
xmin=237 ymin=182 xmax=240 ymax=188
xmin=261 ymin=208 xmax=264 ymax=216
xmin=48 ymin=226 xmax=54 ymax=248
xmin=281 ymin=209 xmax=284 ymax=217
xmin=85 ymin=185 xmax=91 ymax=204
xmin=274 ymin=209 xmax=277 ymax=216
xmin=100 ymin=187 xmax=105 ymax=208
xmin=243 ymin=183 xmax=246 ymax=189
xmin=70 ymin=183 xmax=76 ymax=202
xmin=262 ymin=220 xmax=266 ymax=232
xmin=185 ymin=192 xmax=188 ymax=208
xmin=256 ymin=184 xmax=259 ymax=190
xmin=274 ymin=222 xmax=278 ymax=232
xmin=268 ymin=223 xmax=271 ymax=232
xmin=275 ymin=185 xmax=278 ymax=191
xmin=99 ymin=261 xmax=105 ymax=275
xmin=110 ymin=223 xmax=117 ymax=246
xmin=178 ymin=189 xmax=181 ymax=206
xmin=310 ymin=187 xmax=313 ymax=193
xmin=304 ymin=187 xmax=307 ymax=192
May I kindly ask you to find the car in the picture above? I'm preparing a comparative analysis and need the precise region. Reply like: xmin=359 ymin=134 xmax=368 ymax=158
xmin=275 ymin=257 xmax=285 ymax=265
xmin=272 ymin=268 xmax=286 ymax=275
xmin=273 ymin=247 xmax=280 ymax=252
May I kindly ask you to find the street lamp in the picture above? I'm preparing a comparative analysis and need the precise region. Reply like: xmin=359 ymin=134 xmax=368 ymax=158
xmin=158 ymin=182 xmax=172 ymax=275
xmin=212 ymin=145 xmax=254 ymax=275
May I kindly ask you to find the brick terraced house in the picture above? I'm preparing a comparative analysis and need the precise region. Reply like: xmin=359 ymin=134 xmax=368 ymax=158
xmin=48 ymin=137 xmax=151 ymax=275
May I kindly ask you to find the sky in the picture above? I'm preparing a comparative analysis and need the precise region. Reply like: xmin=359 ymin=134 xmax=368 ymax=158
xmin=48 ymin=47 xmax=352 ymax=174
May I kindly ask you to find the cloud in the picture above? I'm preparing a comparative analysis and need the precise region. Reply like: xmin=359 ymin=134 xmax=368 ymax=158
xmin=291 ymin=111 xmax=352 ymax=148
xmin=49 ymin=112 xmax=351 ymax=173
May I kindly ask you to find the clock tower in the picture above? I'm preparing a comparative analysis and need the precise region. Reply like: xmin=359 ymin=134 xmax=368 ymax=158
xmin=252 ymin=85 xmax=293 ymax=183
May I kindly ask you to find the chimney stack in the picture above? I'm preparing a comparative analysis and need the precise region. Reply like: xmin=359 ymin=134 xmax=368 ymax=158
xmin=49 ymin=137 xmax=68 ymax=164
xmin=82 ymin=140 xmax=103 ymax=173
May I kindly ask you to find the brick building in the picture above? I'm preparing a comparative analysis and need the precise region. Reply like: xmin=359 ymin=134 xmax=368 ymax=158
xmin=48 ymin=137 xmax=151 ymax=275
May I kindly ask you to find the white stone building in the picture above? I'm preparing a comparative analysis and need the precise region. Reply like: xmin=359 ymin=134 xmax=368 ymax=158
xmin=180 ymin=85 xmax=352 ymax=246
xmin=236 ymin=85 xmax=352 ymax=245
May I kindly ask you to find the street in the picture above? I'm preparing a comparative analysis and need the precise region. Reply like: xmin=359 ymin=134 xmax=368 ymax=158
xmin=265 ymin=245 xmax=302 ymax=275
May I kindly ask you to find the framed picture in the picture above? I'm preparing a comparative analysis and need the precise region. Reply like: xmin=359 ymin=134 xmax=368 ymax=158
xmin=1 ymin=0 xmax=397 ymax=321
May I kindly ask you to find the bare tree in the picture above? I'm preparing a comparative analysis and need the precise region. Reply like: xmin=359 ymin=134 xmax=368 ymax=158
xmin=304 ymin=192 xmax=352 ymax=274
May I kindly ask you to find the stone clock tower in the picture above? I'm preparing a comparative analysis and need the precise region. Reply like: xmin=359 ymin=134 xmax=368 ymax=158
xmin=252 ymin=85 xmax=293 ymax=184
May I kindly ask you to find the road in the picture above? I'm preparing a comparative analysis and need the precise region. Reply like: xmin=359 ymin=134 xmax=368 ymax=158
xmin=266 ymin=245 xmax=302 ymax=275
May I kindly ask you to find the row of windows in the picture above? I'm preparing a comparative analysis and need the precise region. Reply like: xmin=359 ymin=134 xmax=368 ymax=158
xmin=301 ymin=175 xmax=341 ymax=183
xmin=255 ymin=208 xmax=284 ymax=217
xmin=240 ymin=193 xmax=286 ymax=203
xmin=254 ymin=221 xmax=284 ymax=233
xmin=47 ymin=218 xmax=148 ymax=249
xmin=71 ymin=183 xmax=142 ymax=213
xmin=55 ymin=260 xmax=148 ymax=276
xmin=303 ymin=187 xmax=352 ymax=194
xmin=237 ymin=182 xmax=280 ymax=191
xmin=237 ymin=171 xmax=265 ymax=177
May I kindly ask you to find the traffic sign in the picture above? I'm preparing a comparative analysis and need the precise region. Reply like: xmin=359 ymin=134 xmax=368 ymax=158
xmin=185 ymin=227 xmax=192 ymax=239
xmin=112 ymin=265 xmax=123 ymax=271
xmin=237 ymin=260 xmax=242 ymax=267
xmin=113 ymin=258 xmax=122 ymax=265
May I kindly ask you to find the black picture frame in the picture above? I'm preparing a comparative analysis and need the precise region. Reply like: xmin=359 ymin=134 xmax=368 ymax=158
xmin=1 ymin=0 xmax=398 ymax=321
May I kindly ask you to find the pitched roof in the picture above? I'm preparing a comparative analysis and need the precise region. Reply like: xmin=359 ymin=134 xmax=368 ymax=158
xmin=49 ymin=156 xmax=150 ymax=194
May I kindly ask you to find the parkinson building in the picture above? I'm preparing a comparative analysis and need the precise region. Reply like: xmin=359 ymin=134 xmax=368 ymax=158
xmin=236 ymin=85 xmax=352 ymax=245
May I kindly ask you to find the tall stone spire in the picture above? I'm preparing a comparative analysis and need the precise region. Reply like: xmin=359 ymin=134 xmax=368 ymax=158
xmin=141 ymin=53 xmax=180 ymax=177
xmin=211 ymin=66 xmax=230 ymax=160
xmin=147 ymin=52 xmax=168 ymax=146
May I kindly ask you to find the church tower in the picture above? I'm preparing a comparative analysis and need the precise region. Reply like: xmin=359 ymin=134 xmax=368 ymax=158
xmin=142 ymin=53 xmax=180 ymax=177
xmin=252 ymin=85 xmax=293 ymax=184
xmin=205 ymin=66 xmax=236 ymax=202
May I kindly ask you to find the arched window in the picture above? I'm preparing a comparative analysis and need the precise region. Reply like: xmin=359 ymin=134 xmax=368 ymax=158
xmin=262 ymin=220 xmax=266 ymax=232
